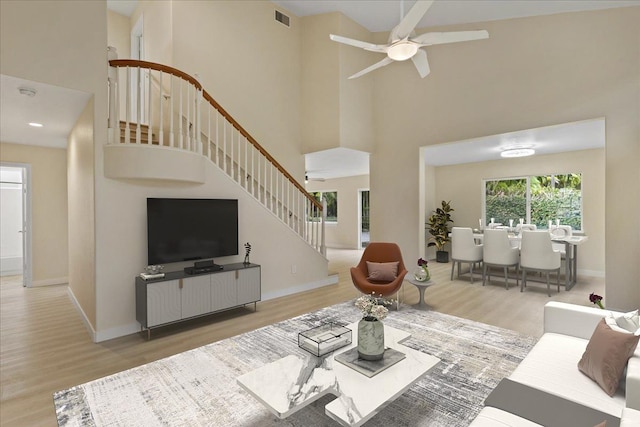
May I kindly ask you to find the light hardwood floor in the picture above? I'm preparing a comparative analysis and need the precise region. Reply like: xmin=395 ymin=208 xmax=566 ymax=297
xmin=0 ymin=249 xmax=604 ymax=426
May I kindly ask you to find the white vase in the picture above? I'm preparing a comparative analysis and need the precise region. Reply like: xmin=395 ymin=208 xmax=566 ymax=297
xmin=357 ymin=317 xmax=385 ymax=361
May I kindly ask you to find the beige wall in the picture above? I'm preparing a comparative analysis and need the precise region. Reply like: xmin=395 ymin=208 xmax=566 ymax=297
xmin=170 ymin=0 xmax=304 ymax=181
xmin=301 ymin=13 xmax=341 ymax=153
xmin=107 ymin=10 xmax=130 ymax=58
xmin=306 ymin=174 xmax=369 ymax=249
xmin=371 ymin=8 xmax=639 ymax=310
xmin=431 ymin=148 xmax=605 ymax=275
xmin=68 ymin=99 xmax=96 ymax=329
xmin=1 ymin=0 xmax=107 ymax=334
xmin=0 ymin=143 xmax=69 ymax=285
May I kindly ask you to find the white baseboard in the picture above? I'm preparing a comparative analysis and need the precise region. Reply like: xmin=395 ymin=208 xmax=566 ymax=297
xmin=94 ymin=322 xmax=141 ymax=343
xmin=262 ymin=275 xmax=339 ymax=301
xmin=577 ymin=269 xmax=605 ymax=278
xmin=32 ymin=276 xmax=68 ymax=287
xmin=67 ymin=286 xmax=97 ymax=342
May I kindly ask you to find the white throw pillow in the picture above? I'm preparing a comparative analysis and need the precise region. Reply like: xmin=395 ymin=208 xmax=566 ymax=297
xmin=604 ymin=310 xmax=640 ymax=336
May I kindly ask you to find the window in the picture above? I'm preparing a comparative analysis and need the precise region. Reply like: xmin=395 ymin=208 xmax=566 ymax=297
xmin=484 ymin=173 xmax=582 ymax=230
xmin=311 ymin=191 xmax=338 ymax=222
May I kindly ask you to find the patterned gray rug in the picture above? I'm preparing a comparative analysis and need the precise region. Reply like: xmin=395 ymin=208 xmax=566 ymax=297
xmin=54 ymin=302 xmax=536 ymax=426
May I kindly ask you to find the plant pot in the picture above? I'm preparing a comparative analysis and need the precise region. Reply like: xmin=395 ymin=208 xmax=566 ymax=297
xmin=436 ymin=251 xmax=449 ymax=263
xmin=357 ymin=317 xmax=385 ymax=361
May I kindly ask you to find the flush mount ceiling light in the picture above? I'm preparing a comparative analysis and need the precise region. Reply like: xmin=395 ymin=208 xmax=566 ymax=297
xmin=28 ymin=122 xmax=43 ymax=128
xmin=18 ymin=86 xmax=37 ymax=97
xmin=500 ymin=147 xmax=535 ymax=158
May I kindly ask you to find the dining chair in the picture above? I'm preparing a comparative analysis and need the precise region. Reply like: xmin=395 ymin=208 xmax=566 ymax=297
xmin=482 ymin=229 xmax=520 ymax=290
xmin=451 ymin=227 xmax=483 ymax=283
xmin=515 ymin=223 xmax=537 ymax=233
xmin=520 ymin=230 xmax=561 ymax=296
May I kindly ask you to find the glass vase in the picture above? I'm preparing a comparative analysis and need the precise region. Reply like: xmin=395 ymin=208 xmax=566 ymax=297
xmin=357 ymin=317 xmax=385 ymax=361
xmin=413 ymin=266 xmax=430 ymax=282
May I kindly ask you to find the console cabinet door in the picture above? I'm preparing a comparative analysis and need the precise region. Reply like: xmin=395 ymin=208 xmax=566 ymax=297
xmin=237 ymin=267 xmax=261 ymax=305
xmin=181 ymin=276 xmax=212 ymax=319
xmin=147 ymin=280 xmax=181 ymax=327
xmin=211 ymin=271 xmax=237 ymax=311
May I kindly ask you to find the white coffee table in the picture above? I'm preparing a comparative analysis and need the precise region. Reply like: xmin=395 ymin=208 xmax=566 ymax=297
xmin=405 ymin=276 xmax=435 ymax=308
xmin=237 ymin=322 xmax=440 ymax=427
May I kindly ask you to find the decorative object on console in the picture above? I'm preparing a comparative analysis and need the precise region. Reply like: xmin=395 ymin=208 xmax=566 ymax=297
xmin=243 ymin=242 xmax=251 ymax=265
xmin=589 ymin=292 xmax=605 ymax=309
xmin=355 ymin=294 xmax=391 ymax=361
xmin=414 ymin=257 xmax=430 ymax=282
xmin=426 ymin=200 xmax=454 ymax=263
xmin=298 ymin=323 xmax=352 ymax=357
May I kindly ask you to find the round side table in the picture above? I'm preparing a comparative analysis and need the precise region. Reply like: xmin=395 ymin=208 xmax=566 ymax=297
xmin=404 ymin=276 xmax=435 ymax=309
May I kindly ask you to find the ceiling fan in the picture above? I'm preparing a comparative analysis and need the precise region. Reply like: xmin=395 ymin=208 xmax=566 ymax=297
xmin=329 ymin=0 xmax=489 ymax=79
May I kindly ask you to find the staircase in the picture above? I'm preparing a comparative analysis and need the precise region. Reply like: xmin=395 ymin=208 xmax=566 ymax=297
xmin=119 ymin=121 xmax=158 ymax=145
xmin=107 ymin=55 xmax=325 ymax=255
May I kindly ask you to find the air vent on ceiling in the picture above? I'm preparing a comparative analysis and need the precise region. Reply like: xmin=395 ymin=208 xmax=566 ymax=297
xmin=275 ymin=10 xmax=290 ymax=27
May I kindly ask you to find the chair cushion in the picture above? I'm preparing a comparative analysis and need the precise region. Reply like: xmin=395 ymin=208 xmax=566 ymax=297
xmin=578 ymin=318 xmax=640 ymax=396
xmin=366 ymin=261 xmax=398 ymax=282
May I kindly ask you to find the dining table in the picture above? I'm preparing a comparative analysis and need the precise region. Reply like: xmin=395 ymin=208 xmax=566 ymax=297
xmin=472 ymin=231 xmax=588 ymax=291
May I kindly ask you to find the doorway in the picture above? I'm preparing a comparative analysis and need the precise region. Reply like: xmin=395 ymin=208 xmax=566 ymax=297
xmin=359 ymin=190 xmax=370 ymax=248
xmin=0 ymin=164 xmax=31 ymax=286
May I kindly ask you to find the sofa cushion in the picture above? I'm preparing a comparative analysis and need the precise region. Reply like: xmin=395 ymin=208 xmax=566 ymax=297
xmin=578 ymin=319 xmax=640 ymax=396
xmin=470 ymin=407 xmax=543 ymax=427
xmin=509 ymin=333 xmax=626 ymax=417
xmin=366 ymin=261 xmax=398 ymax=281
xmin=605 ymin=310 xmax=640 ymax=335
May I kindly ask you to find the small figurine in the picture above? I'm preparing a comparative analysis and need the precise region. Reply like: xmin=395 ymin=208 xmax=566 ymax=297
xmin=243 ymin=242 xmax=252 ymax=265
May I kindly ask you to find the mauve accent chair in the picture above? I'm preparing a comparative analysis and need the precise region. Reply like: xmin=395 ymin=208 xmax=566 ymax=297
xmin=350 ymin=242 xmax=407 ymax=305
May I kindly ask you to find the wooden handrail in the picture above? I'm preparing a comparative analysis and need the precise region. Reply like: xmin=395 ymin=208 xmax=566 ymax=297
xmin=109 ymin=59 xmax=321 ymax=210
xmin=109 ymin=59 xmax=202 ymax=90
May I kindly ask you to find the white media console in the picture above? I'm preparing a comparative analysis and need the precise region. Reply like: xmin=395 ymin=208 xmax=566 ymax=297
xmin=135 ymin=263 xmax=261 ymax=339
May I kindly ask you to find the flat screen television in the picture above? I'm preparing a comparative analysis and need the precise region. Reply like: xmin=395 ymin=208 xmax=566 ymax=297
xmin=147 ymin=198 xmax=238 ymax=265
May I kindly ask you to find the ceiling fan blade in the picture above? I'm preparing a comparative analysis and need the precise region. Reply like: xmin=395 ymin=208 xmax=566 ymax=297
xmin=390 ymin=0 xmax=435 ymax=42
xmin=329 ymin=34 xmax=388 ymax=53
xmin=411 ymin=49 xmax=430 ymax=78
xmin=348 ymin=57 xmax=394 ymax=79
xmin=412 ymin=30 xmax=489 ymax=46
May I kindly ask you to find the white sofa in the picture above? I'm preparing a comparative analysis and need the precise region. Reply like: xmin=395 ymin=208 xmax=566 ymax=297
xmin=471 ymin=302 xmax=640 ymax=426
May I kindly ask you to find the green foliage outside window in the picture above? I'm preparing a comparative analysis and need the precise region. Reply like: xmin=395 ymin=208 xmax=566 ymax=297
xmin=311 ymin=191 xmax=338 ymax=222
xmin=485 ymin=174 xmax=582 ymax=230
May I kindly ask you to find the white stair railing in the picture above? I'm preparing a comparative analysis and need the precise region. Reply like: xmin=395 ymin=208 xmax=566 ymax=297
xmin=107 ymin=53 xmax=325 ymax=256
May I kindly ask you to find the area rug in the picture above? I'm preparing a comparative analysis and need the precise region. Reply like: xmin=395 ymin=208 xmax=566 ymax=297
xmin=54 ymin=302 xmax=536 ymax=426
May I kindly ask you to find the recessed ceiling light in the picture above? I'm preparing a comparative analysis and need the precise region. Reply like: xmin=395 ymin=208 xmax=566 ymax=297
xmin=501 ymin=148 xmax=535 ymax=158
xmin=28 ymin=122 xmax=43 ymax=128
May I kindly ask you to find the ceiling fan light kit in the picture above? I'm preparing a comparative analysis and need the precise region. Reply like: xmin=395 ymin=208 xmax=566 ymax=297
xmin=329 ymin=0 xmax=489 ymax=79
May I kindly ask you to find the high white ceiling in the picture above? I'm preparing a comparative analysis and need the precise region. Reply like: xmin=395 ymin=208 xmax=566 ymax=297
xmin=272 ymin=0 xmax=640 ymax=32
xmin=0 ymin=75 xmax=91 ymax=149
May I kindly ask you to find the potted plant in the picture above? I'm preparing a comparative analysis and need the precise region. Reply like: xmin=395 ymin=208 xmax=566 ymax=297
xmin=426 ymin=200 xmax=454 ymax=263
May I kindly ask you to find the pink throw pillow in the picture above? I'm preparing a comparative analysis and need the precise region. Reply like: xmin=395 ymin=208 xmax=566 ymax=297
xmin=366 ymin=261 xmax=399 ymax=282
xmin=578 ymin=318 xmax=640 ymax=396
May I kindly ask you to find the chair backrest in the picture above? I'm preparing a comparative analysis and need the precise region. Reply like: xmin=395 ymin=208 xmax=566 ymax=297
xmin=356 ymin=242 xmax=406 ymax=275
xmin=550 ymin=225 xmax=572 ymax=239
xmin=515 ymin=223 xmax=537 ymax=233
xmin=520 ymin=230 xmax=561 ymax=270
xmin=483 ymin=229 xmax=519 ymax=265
xmin=451 ymin=227 xmax=483 ymax=261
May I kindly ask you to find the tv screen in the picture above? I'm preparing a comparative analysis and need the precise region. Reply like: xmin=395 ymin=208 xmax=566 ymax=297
xmin=147 ymin=198 xmax=238 ymax=265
